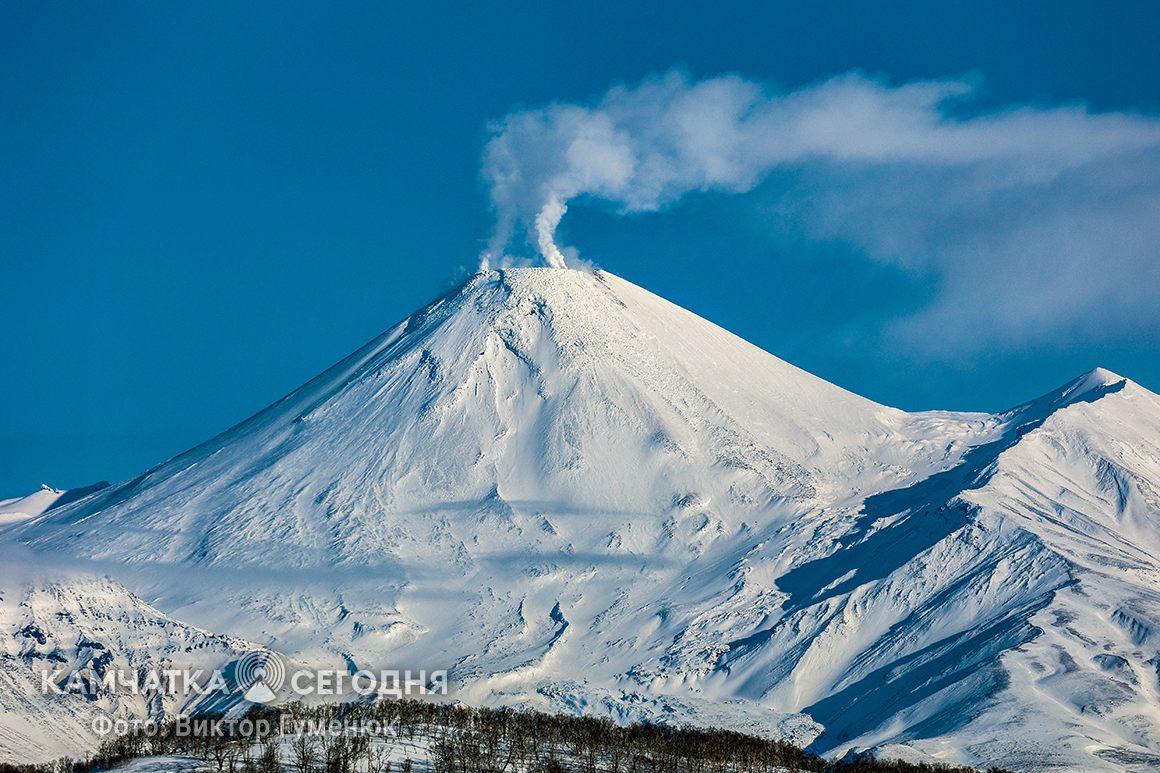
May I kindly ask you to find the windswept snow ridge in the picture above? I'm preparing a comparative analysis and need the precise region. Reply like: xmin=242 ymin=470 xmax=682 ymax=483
xmin=0 ymin=482 xmax=107 ymax=526
xmin=2 ymin=267 xmax=1159 ymax=771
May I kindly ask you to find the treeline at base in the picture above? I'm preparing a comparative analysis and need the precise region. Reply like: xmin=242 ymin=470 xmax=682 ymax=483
xmin=0 ymin=699 xmax=1014 ymax=773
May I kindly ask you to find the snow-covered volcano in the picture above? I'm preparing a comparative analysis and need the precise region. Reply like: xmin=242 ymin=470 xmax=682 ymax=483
xmin=4 ymin=267 xmax=1160 ymax=771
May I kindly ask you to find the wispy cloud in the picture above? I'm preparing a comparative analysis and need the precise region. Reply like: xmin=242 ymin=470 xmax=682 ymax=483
xmin=481 ymin=70 xmax=1160 ymax=350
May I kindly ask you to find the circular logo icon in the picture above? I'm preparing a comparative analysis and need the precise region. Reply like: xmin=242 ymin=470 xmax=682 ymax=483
xmin=235 ymin=650 xmax=285 ymax=704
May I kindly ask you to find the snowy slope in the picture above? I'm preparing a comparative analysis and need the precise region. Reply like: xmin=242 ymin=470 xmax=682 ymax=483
xmin=2 ymin=267 xmax=1159 ymax=771
xmin=15 ymin=268 xmax=966 ymax=567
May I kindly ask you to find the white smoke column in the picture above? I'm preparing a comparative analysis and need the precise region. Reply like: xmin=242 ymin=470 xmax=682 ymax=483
xmin=481 ymin=70 xmax=1160 ymax=270
xmin=534 ymin=195 xmax=569 ymax=268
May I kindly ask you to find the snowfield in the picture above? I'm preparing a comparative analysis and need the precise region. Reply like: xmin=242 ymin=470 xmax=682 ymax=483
xmin=2 ymin=267 xmax=1159 ymax=771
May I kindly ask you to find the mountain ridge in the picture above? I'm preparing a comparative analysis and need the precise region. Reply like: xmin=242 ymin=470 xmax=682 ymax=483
xmin=2 ymin=267 xmax=1158 ymax=771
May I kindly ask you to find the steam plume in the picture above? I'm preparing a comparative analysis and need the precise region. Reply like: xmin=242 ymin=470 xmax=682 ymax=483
xmin=481 ymin=70 xmax=1160 ymax=270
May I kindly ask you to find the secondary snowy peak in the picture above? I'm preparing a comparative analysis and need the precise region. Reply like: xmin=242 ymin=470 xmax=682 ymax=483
xmin=688 ymin=371 xmax=1160 ymax=770
xmin=0 ymin=482 xmax=108 ymax=526
xmin=968 ymin=366 xmax=1160 ymax=569
xmin=0 ymin=573 xmax=255 ymax=762
xmin=1072 ymin=365 xmax=1127 ymax=390
xmin=13 ymin=268 xmax=951 ymax=568
xmin=999 ymin=366 xmax=1128 ymax=423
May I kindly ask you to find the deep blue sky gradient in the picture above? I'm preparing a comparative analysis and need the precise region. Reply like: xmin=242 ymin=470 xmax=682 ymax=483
xmin=3 ymin=1 xmax=1159 ymax=492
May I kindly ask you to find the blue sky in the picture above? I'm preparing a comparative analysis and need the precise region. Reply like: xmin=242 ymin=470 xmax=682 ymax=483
xmin=2 ymin=1 xmax=1159 ymax=493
